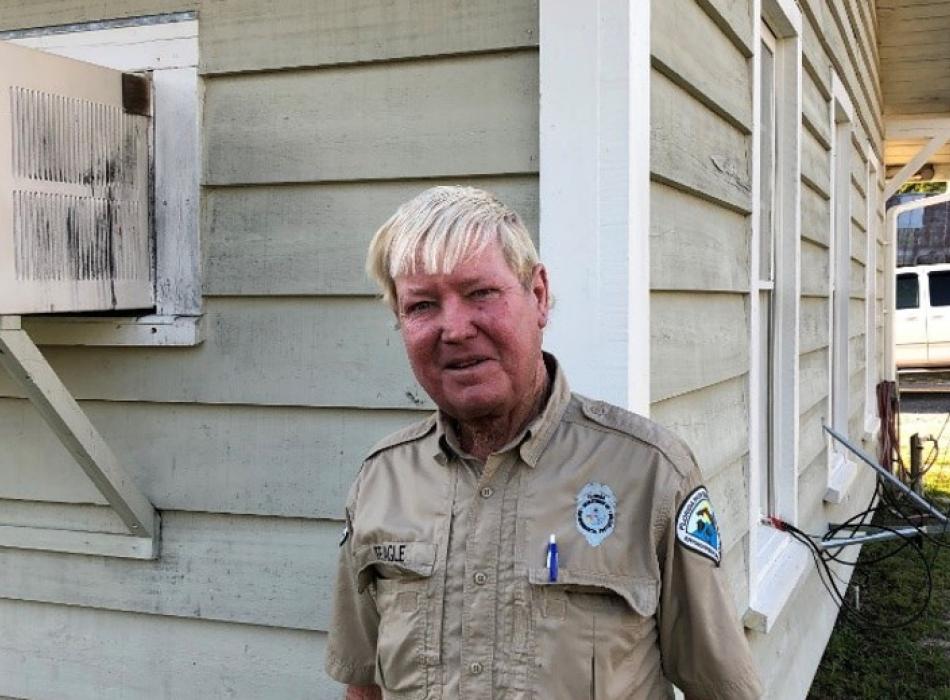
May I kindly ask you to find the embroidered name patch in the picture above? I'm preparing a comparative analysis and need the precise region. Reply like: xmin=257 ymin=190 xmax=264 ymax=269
xmin=675 ymin=486 xmax=721 ymax=565
xmin=576 ymin=482 xmax=617 ymax=547
xmin=373 ymin=543 xmax=407 ymax=563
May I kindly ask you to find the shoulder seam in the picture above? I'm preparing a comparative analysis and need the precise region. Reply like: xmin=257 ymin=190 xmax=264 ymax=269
xmin=364 ymin=413 xmax=437 ymax=461
xmin=571 ymin=395 xmax=693 ymax=478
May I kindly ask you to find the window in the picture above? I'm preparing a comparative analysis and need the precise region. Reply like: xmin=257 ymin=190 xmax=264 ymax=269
xmin=897 ymin=273 xmax=919 ymax=309
xmin=3 ymin=13 xmax=202 ymax=346
xmin=928 ymin=271 xmax=950 ymax=306
xmin=750 ymin=12 xmax=798 ymax=529
xmin=744 ymin=0 xmax=805 ymax=635
xmin=756 ymin=23 xmax=778 ymax=515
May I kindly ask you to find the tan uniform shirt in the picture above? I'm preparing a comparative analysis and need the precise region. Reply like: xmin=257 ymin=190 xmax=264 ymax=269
xmin=326 ymin=358 xmax=762 ymax=700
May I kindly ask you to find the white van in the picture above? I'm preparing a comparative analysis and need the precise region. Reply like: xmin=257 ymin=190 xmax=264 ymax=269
xmin=895 ymin=263 xmax=950 ymax=367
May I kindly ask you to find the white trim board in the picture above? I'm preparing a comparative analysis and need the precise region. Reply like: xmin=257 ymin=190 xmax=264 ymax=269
xmin=538 ymin=0 xmax=650 ymax=414
xmin=825 ymin=70 xmax=857 ymax=503
xmin=864 ymin=144 xmax=882 ymax=438
xmin=746 ymin=0 xmax=803 ymax=631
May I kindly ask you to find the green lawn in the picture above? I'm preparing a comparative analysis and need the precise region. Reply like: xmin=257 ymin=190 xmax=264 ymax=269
xmin=808 ymin=464 xmax=950 ymax=700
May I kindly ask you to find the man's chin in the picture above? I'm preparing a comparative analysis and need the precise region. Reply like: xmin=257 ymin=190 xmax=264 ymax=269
xmin=440 ymin=394 xmax=506 ymax=424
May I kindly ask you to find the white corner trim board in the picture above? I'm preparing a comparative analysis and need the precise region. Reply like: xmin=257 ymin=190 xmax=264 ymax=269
xmin=539 ymin=0 xmax=650 ymax=414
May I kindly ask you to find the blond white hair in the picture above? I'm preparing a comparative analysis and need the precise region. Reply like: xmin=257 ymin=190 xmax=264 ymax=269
xmin=366 ymin=186 xmax=539 ymax=310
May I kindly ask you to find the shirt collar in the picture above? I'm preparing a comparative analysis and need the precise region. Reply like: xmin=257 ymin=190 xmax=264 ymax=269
xmin=433 ymin=352 xmax=571 ymax=468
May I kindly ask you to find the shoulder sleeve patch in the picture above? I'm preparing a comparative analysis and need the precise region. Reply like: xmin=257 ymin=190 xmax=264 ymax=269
xmin=364 ymin=413 xmax=438 ymax=461
xmin=578 ymin=396 xmax=694 ymax=477
xmin=674 ymin=486 xmax=721 ymax=566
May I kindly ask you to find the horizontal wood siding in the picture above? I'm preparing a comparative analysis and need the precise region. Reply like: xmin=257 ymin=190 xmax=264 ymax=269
xmin=650 ymin=292 xmax=749 ymax=403
xmin=650 ymin=183 xmax=750 ymax=293
xmin=0 ymin=599 xmax=333 ymax=699
xmin=648 ymin=1 xmax=754 ymax=621
xmin=205 ymin=177 xmax=539 ymax=296
xmin=652 ymin=0 xmax=752 ymax=131
xmin=0 ymin=299 xmax=427 ymax=409
xmin=650 ymin=375 xmax=749 ymax=480
xmin=0 ymin=2 xmax=539 ymax=698
xmin=0 ymin=398 xmax=419 ymax=516
xmin=0 ymin=1 xmax=195 ymax=31
xmin=651 ymin=69 xmax=752 ymax=213
xmin=0 ymin=511 xmax=339 ymax=631
xmin=200 ymin=0 xmax=538 ymax=74
xmin=204 ymin=52 xmax=539 ymax=185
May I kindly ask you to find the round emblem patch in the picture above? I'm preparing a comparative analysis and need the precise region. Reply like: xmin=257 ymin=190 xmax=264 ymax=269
xmin=675 ymin=485 xmax=721 ymax=565
xmin=576 ymin=482 xmax=617 ymax=547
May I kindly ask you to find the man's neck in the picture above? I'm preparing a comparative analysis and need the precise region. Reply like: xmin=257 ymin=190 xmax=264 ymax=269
xmin=456 ymin=360 xmax=551 ymax=461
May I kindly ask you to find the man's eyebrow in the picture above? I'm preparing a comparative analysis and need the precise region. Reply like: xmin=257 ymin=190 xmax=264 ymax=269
xmin=398 ymin=284 xmax=436 ymax=297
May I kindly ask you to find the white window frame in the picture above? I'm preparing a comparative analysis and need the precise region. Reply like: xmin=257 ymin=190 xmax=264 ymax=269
xmin=864 ymin=145 xmax=882 ymax=439
xmin=744 ymin=0 xmax=806 ymax=635
xmin=3 ymin=13 xmax=203 ymax=347
xmin=538 ymin=0 xmax=651 ymax=414
xmin=825 ymin=73 xmax=858 ymax=503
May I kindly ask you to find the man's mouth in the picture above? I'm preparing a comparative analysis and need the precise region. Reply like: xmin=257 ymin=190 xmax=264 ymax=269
xmin=446 ymin=358 xmax=489 ymax=370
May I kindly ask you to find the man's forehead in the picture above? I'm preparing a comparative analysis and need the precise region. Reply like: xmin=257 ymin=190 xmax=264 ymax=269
xmin=395 ymin=246 xmax=515 ymax=290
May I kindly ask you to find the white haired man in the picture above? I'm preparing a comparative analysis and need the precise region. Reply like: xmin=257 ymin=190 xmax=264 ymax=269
xmin=325 ymin=186 xmax=762 ymax=699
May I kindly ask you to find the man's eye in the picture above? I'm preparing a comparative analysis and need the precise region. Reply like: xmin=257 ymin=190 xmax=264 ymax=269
xmin=470 ymin=288 xmax=498 ymax=300
xmin=405 ymin=301 xmax=434 ymax=315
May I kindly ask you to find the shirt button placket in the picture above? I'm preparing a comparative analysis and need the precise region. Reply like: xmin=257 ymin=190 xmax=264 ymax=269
xmin=461 ymin=454 xmax=509 ymax=698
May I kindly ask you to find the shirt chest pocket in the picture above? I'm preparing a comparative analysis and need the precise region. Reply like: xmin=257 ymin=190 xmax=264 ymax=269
xmin=356 ymin=542 xmax=439 ymax=699
xmin=525 ymin=570 xmax=660 ymax=700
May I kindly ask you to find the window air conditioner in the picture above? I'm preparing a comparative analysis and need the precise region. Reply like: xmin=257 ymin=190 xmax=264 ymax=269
xmin=0 ymin=41 xmax=152 ymax=315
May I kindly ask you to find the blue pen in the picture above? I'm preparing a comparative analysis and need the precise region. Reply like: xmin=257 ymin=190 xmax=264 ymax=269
xmin=546 ymin=533 xmax=558 ymax=582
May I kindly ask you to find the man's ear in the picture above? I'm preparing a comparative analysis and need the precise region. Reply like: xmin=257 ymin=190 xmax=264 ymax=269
xmin=531 ymin=263 xmax=551 ymax=328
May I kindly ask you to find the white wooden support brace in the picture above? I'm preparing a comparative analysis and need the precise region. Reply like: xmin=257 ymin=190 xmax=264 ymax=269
xmin=0 ymin=315 xmax=159 ymax=557
xmin=883 ymin=128 xmax=950 ymax=201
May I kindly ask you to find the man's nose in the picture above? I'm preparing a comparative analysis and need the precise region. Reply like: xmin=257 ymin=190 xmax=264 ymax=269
xmin=440 ymin=297 xmax=477 ymax=342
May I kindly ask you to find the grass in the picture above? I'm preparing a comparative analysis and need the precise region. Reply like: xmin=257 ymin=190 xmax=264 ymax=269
xmin=807 ymin=464 xmax=950 ymax=700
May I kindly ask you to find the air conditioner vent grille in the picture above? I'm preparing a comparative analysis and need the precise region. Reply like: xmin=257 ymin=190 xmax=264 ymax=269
xmin=11 ymin=86 xmax=146 ymax=189
xmin=13 ymin=191 xmax=148 ymax=282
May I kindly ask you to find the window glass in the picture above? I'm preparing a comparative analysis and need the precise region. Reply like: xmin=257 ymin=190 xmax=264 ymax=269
xmin=928 ymin=270 xmax=950 ymax=307
xmin=759 ymin=36 xmax=776 ymax=284
xmin=897 ymin=274 xmax=919 ymax=309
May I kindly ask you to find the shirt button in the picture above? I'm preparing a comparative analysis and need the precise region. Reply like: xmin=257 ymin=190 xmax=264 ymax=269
xmin=480 ymin=486 xmax=494 ymax=498
xmin=470 ymin=662 xmax=484 ymax=675
xmin=473 ymin=571 xmax=488 ymax=585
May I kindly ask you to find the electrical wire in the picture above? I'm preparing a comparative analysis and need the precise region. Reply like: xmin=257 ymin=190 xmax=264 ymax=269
xmin=767 ymin=379 xmax=950 ymax=630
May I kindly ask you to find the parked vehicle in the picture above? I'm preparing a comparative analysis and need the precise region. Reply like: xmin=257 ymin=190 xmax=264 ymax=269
xmin=896 ymin=263 xmax=950 ymax=367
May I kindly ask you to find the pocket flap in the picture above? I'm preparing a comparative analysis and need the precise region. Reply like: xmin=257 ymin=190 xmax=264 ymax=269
xmin=355 ymin=541 xmax=436 ymax=592
xmin=527 ymin=567 xmax=658 ymax=617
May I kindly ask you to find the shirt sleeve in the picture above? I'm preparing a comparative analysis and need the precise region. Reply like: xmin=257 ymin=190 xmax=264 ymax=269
xmin=325 ymin=474 xmax=379 ymax=686
xmin=657 ymin=459 xmax=763 ymax=700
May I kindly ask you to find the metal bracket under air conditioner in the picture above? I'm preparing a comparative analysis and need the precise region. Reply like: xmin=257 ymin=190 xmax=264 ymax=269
xmin=0 ymin=315 xmax=159 ymax=559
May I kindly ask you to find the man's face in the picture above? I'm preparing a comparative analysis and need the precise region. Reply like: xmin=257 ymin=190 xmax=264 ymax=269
xmin=393 ymin=241 xmax=550 ymax=423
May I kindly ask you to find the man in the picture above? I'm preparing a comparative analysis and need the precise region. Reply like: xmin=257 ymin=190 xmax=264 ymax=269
xmin=326 ymin=186 xmax=762 ymax=699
